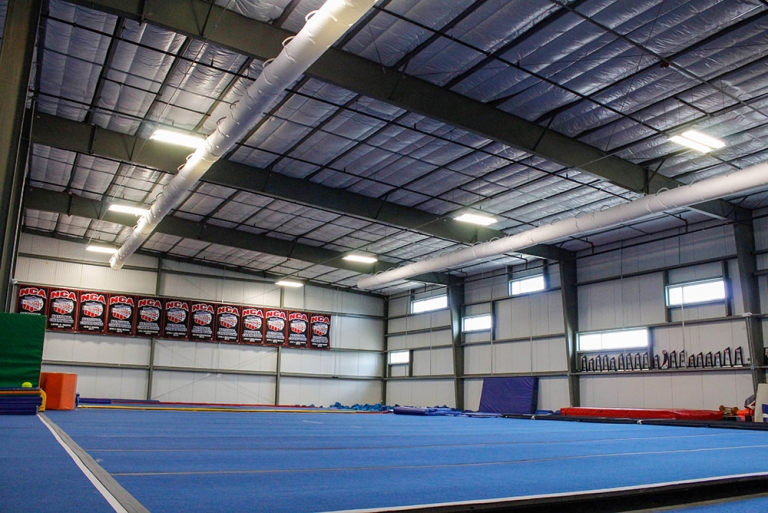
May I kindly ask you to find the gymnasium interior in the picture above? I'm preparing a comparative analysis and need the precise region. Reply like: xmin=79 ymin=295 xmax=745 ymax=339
xmin=2 ymin=0 xmax=768 ymax=511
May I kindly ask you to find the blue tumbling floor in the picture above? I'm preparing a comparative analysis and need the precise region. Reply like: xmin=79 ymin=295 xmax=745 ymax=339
xmin=0 ymin=415 xmax=116 ymax=513
xmin=36 ymin=408 xmax=768 ymax=512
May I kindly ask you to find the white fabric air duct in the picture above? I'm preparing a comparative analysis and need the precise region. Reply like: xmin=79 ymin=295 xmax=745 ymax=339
xmin=357 ymin=162 xmax=768 ymax=290
xmin=110 ymin=0 xmax=376 ymax=270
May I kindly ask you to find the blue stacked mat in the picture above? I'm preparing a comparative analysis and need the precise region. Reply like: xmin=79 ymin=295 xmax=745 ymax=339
xmin=0 ymin=390 xmax=42 ymax=415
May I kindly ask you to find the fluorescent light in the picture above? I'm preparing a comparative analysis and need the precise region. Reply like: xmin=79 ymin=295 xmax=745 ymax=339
xmin=275 ymin=279 xmax=303 ymax=288
xmin=150 ymin=129 xmax=205 ymax=149
xmin=343 ymin=254 xmax=377 ymax=264
xmin=108 ymin=204 xmax=148 ymax=216
xmin=455 ymin=213 xmax=497 ymax=226
xmin=669 ymin=130 xmax=725 ymax=153
xmin=681 ymin=130 xmax=725 ymax=149
xmin=86 ymin=245 xmax=118 ymax=254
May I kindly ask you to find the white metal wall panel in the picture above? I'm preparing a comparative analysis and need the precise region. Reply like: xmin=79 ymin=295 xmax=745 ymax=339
xmin=538 ymin=377 xmax=570 ymax=411
xmin=463 ymin=378 xmax=484 ymax=411
xmin=151 ymin=370 xmax=276 ymax=404
xmin=41 ymin=364 xmax=147 ymax=400
xmin=19 ymin=233 xmax=157 ymax=268
xmin=495 ymin=291 xmax=563 ymax=339
xmin=464 ymin=274 xmax=510 ymax=304
xmin=668 ymin=303 xmax=727 ymax=322
xmin=388 ymin=296 xmax=410 ymax=317
xmin=15 ymin=256 xmax=157 ymax=294
xmin=299 ymin=286 xmax=383 ymax=315
xmin=465 ymin=303 xmax=491 ymax=316
xmin=331 ymin=316 xmax=384 ymax=350
xmin=281 ymin=348 xmax=382 ymax=377
xmin=387 ymin=328 xmax=452 ymax=350
xmin=214 ymin=344 xmax=277 ymax=373
xmin=43 ymin=332 xmax=150 ymax=366
xmin=464 ymin=344 xmax=491 ymax=375
xmin=486 ymin=338 xmax=567 ymax=374
xmin=651 ymin=321 xmax=748 ymax=361
xmin=411 ymin=347 xmax=453 ymax=376
xmin=464 ymin=330 xmax=491 ymax=344
xmin=159 ymin=272 xmax=223 ymax=301
xmin=668 ymin=261 xmax=723 ymax=284
xmin=154 ymin=339 xmax=277 ymax=371
xmin=580 ymin=371 xmax=752 ymax=410
xmin=679 ymin=225 xmax=734 ymax=265
xmin=279 ymin=376 xmax=382 ymax=407
xmin=386 ymin=379 xmax=455 ymax=408
xmin=753 ymin=209 xmax=768 ymax=252
xmin=578 ymin=273 xmax=665 ymax=332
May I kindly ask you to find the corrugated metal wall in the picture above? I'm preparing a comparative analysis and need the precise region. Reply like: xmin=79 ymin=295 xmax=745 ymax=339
xmin=18 ymin=233 xmax=384 ymax=406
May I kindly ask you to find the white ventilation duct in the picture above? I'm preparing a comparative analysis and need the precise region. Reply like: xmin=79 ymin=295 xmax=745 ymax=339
xmin=110 ymin=0 xmax=376 ymax=270
xmin=357 ymin=162 xmax=768 ymax=291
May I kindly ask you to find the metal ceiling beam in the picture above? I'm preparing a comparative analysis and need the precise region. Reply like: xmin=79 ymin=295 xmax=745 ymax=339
xmin=62 ymin=0 xmax=742 ymax=221
xmin=22 ymin=186 xmax=453 ymax=286
xmin=30 ymin=111 xmax=567 ymax=261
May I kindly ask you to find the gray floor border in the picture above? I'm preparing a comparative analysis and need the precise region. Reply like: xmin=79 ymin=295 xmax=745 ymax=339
xmin=40 ymin=413 xmax=151 ymax=513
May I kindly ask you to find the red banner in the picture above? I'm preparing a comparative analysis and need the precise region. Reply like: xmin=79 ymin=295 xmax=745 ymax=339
xmin=47 ymin=288 xmax=78 ymax=331
xmin=287 ymin=311 xmax=309 ymax=348
xmin=78 ymin=291 xmax=107 ymax=333
xmin=189 ymin=302 xmax=215 ymax=342
xmin=240 ymin=307 xmax=264 ymax=344
xmin=136 ymin=297 xmax=162 ymax=337
xmin=107 ymin=295 xmax=136 ymax=336
xmin=163 ymin=300 xmax=190 ymax=339
xmin=215 ymin=304 xmax=241 ymax=343
xmin=17 ymin=286 xmax=48 ymax=316
xmin=264 ymin=309 xmax=287 ymax=346
xmin=309 ymin=314 xmax=331 ymax=349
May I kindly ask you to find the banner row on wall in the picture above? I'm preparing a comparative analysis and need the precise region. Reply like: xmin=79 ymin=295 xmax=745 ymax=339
xmin=16 ymin=285 xmax=330 ymax=349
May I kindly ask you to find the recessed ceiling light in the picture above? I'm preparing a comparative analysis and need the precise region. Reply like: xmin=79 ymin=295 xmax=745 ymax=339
xmin=275 ymin=279 xmax=303 ymax=288
xmin=108 ymin=204 xmax=148 ymax=216
xmin=86 ymin=245 xmax=118 ymax=254
xmin=455 ymin=213 xmax=497 ymax=226
xmin=343 ymin=254 xmax=378 ymax=264
xmin=669 ymin=130 xmax=725 ymax=153
xmin=150 ymin=129 xmax=205 ymax=149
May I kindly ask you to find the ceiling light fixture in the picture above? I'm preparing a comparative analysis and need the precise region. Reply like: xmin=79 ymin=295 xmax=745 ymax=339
xmin=150 ymin=129 xmax=205 ymax=149
xmin=108 ymin=204 xmax=148 ymax=216
xmin=343 ymin=254 xmax=378 ymax=264
xmin=275 ymin=279 xmax=303 ymax=288
xmin=86 ymin=245 xmax=118 ymax=254
xmin=669 ymin=130 xmax=725 ymax=153
xmin=455 ymin=213 xmax=497 ymax=226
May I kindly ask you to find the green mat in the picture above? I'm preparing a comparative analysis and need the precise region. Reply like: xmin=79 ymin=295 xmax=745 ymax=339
xmin=0 ymin=313 xmax=46 ymax=388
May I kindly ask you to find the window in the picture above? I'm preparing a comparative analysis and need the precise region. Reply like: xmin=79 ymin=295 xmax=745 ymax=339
xmin=510 ymin=274 xmax=545 ymax=296
xmin=411 ymin=294 xmax=447 ymax=313
xmin=666 ymin=279 xmax=726 ymax=307
xmin=463 ymin=314 xmax=492 ymax=332
xmin=388 ymin=350 xmax=410 ymax=365
xmin=578 ymin=328 xmax=649 ymax=352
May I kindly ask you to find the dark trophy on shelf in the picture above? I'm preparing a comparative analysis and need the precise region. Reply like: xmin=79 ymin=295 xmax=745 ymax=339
xmin=734 ymin=346 xmax=744 ymax=366
xmin=618 ymin=353 xmax=625 ymax=371
xmin=714 ymin=351 xmax=722 ymax=367
xmin=724 ymin=347 xmax=732 ymax=367
xmin=696 ymin=352 xmax=704 ymax=368
xmin=688 ymin=354 xmax=696 ymax=368
xmin=678 ymin=350 xmax=685 ymax=368
xmin=581 ymin=355 xmax=588 ymax=372
xmin=705 ymin=351 xmax=713 ymax=368
xmin=660 ymin=350 xmax=669 ymax=369
xmin=670 ymin=350 xmax=678 ymax=369
xmin=602 ymin=354 xmax=609 ymax=371
xmin=642 ymin=352 xmax=650 ymax=370
xmin=634 ymin=353 xmax=642 ymax=370
xmin=626 ymin=353 xmax=635 ymax=371
xmin=653 ymin=354 xmax=660 ymax=369
xmin=609 ymin=357 xmax=617 ymax=371
xmin=588 ymin=358 xmax=595 ymax=372
xmin=596 ymin=355 xmax=602 ymax=372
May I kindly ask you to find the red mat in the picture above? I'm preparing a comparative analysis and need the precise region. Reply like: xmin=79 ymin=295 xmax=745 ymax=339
xmin=560 ymin=406 xmax=723 ymax=421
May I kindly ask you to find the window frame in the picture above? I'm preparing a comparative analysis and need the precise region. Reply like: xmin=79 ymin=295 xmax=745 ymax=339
xmin=388 ymin=350 xmax=410 ymax=365
xmin=577 ymin=327 xmax=649 ymax=353
xmin=410 ymin=294 xmax=448 ymax=314
xmin=665 ymin=278 xmax=726 ymax=307
xmin=462 ymin=314 xmax=492 ymax=333
xmin=509 ymin=274 xmax=546 ymax=296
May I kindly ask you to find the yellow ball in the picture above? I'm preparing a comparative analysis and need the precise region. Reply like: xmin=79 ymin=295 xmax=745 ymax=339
xmin=21 ymin=382 xmax=32 ymax=388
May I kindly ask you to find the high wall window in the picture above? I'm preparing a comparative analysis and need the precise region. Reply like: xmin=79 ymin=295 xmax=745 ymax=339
xmin=388 ymin=350 xmax=410 ymax=365
xmin=509 ymin=274 xmax=545 ymax=296
xmin=411 ymin=294 xmax=447 ymax=313
xmin=666 ymin=279 xmax=726 ymax=307
xmin=462 ymin=314 xmax=492 ymax=332
xmin=578 ymin=328 xmax=649 ymax=352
